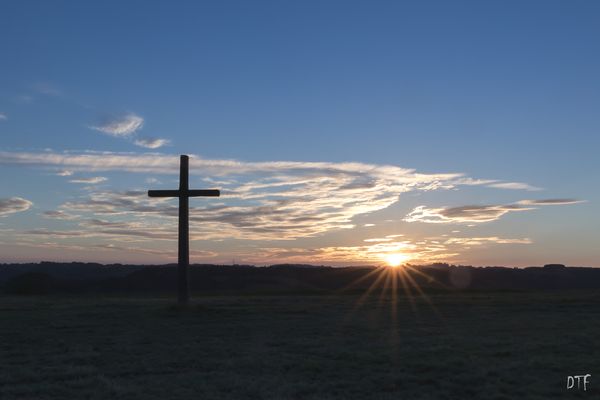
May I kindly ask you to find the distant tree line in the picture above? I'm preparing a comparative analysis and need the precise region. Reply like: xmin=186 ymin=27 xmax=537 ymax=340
xmin=2 ymin=262 xmax=600 ymax=295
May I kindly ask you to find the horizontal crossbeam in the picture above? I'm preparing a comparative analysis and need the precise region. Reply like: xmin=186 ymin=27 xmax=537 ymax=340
xmin=148 ymin=189 xmax=220 ymax=198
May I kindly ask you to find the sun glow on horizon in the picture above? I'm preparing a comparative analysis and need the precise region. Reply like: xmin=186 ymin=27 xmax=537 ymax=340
xmin=384 ymin=253 xmax=410 ymax=267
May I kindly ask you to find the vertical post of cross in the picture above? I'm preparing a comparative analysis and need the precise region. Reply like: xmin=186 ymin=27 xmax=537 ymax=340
xmin=178 ymin=155 xmax=190 ymax=305
xmin=147 ymin=155 xmax=220 ymax=306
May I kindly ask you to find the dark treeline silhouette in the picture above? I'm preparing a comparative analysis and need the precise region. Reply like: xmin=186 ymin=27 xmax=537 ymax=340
xmin=2 ymin=262 xmax=600 ymax=295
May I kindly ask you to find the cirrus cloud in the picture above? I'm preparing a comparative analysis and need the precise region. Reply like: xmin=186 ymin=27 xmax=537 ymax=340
xmin=518 ymin=199 xmax=584 ymax=206
xmin=235 ymin=234 xmax=531 ymax=265
xmin=90 ymin=113 xmax=144 ymax=137
xmin=0 ymin=149 xmax=558 ymax=243
xmin=404 ymin=199 xmax=583 ymax=224
xmin=69 ymin=176 xmax=108 ymax=184
xmin=41 ymin=210 xmax=80 ymax=220
xmin=134 ymin=137 xmax=170 ymax=149
xmin=487 ymin=182 xmax=542 ymax=191
xmin=0 ymin=197 xmax=33 ymax=217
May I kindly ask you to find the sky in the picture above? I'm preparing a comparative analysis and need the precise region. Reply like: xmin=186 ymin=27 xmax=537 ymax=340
xmin=0 ymin=0 xmax=599 ymax=267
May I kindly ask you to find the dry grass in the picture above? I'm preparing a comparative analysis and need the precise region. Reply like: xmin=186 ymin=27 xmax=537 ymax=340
xmin=1 ymin=291 xmax=599 ymax=399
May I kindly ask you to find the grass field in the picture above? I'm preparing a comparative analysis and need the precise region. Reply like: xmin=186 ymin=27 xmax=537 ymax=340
xmin=1 ymin=291 xmax=599 ymax=399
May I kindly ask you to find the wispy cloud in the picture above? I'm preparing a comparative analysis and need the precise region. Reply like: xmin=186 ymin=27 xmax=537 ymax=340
xmin=456 ymin=178 xmax=540 ymax=191
xmin=487 ymin=182 xmax=542 ymax=191
xmin=0 ymin=197 xmax=33 ymax=217
xmin=404 ymin=199 xmax=583 ymax=224
xmin=234 ymin=234 xmax=531 ymax=265
xmin=404 ymin=204 xmax=529 ymax=224
xmin=0 ymin=113 xmax=7 ymax=121
xmin=4 ymin=156 xmax=458 ymax=241
xmin=12 ymin=234 xmax=461 ymax=265
xmin=47 ymin=153 xmax=465 ymax=240
xmin=443 ymin=236 xmax=532 ymax=245
xmin=89 ymin=115 xmax=171 ymax=149
xmin=41 ymin=210 xmax=80 ymax=220
xmin=56 ymin=169 xmax=74 ymax=176
xmin=0 ymin=150 xmax=552 ymax=244
xmin=69 ymin=176 xmax=108 ymax=184
xmin=90 ymin=114 xmax=144 ymax=137
xmin=0 ymin=150 xmax=462 ymax=177
xmin=518 ymin=199 xmax=584 ymax=206
xmin=5 ymin=239 xmax=217 ymax=260
xmin=134 ymin=137 xmax=170 ymax=149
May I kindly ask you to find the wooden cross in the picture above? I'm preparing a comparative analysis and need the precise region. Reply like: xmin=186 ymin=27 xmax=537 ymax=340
xmin=148 ymin=155 xmax=220 ymax=305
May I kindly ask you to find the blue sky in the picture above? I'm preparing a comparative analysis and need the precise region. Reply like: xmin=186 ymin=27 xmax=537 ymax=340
xmin=0 ymin=0 xmax=598 ymax=266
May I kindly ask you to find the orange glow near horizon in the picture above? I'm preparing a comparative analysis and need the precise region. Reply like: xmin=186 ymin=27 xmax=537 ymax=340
xmin=384 ymin=253 xmax=410 ymax=267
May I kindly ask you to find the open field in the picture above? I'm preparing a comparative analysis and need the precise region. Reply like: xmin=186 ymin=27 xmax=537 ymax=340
xmin=1 ymin=291 xmax=599 ymax=399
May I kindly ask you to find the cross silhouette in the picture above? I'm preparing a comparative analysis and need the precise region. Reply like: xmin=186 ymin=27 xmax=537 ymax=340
xmin=148 ymin=155 xmax=220 ymax=305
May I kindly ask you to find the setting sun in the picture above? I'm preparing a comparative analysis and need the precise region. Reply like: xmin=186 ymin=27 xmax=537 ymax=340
xmin=384 ymin=253 xmax=409 ymax=267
